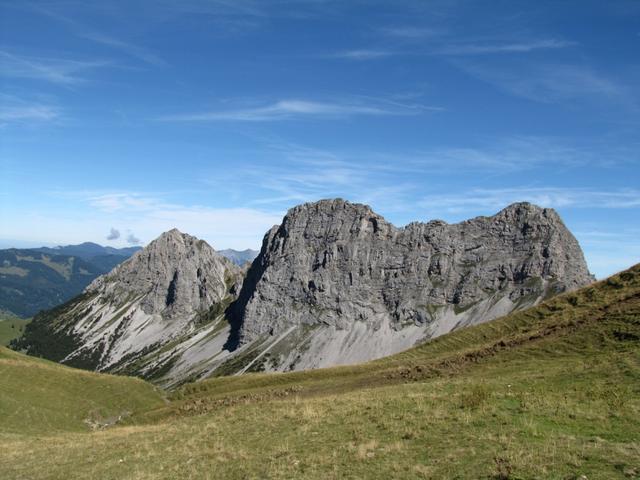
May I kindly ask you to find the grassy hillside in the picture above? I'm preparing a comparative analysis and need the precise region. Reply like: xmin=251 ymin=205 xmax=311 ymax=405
xmin=1 ymin=264 xmax=638 ymax=479
xmin=0 ymin=346 xmax=164 ymax=435
xmin=0 ymin=314 xmax=30 ymax=346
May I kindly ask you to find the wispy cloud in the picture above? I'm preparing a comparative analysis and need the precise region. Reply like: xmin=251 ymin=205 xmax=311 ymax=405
xmin=154 ymin=0 xmax=269 ymax=18
xmin=203 ymin=141 xmax=419 ymax=212
xmin=78 ymin=32 xmax=166 ymax=66
xmin=326 ymin=38 xmax=575 ymax=62
xmin=26 ymin=4 xmax=166 ymax=67
xmin=0 ymin=50 xmax=109 ymax=85
xmin=454 ymin=62 xmax=628 ymax=103
xmin=436 ymin=39 xmax=576 ymax=55
xmin=573 ymin=228 xmax=640 ymax=278
xmin=160 ymin=98 xmax=438 ymax=122
xmin=411 ymin=136 xmax=590 ymax=172
xmin=0 ymin=94 xmax=59 ymax=125
xmin=70 ymin=192 xmax=283 ymax=248
xmin=329 ymin=49 xmax=394 ymax=60
xmin=89 ymin=193 xmax=158 ymax=212
xmin=207 ymin=135 xmax=637 ymax=216
xmin=380 ymin=26 xmax=443 ymax=39
xmin=418 ymin=187 xmax=640 ymax=215
xmin=0 ymin=104 xmax=58 ymax=123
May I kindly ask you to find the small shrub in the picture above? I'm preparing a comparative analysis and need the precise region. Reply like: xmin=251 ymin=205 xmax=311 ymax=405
xmin=493 ymin=456 xmax=513 ymax=479
xmin=458 ymin=384 xmax=489 ymax=409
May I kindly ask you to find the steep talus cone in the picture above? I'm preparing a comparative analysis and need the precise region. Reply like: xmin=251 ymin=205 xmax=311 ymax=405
xmin=231 ymin=199 xmax=593 ymax=351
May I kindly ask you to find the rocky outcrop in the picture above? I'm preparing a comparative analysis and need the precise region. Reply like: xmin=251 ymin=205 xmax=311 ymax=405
xmin=15 ymin=229 xmax=242 ymax=380
xmin=225 ymin=200 xmax=592 ymax=371
xmin=88 ymin=229 xmax=240 ymax=318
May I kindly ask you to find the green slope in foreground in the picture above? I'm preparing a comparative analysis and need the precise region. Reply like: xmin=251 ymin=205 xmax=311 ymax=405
xmin=1 ymin=264 xmax=639 ymax=479
xmin=0 ymin=347 xmax=164 ymax=435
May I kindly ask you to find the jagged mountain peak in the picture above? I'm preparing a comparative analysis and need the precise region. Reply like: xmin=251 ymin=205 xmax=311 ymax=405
xmin=87 ymin=230 xmax=237 ymax=317
xmin=283 ymin=198 xmax=381 ymax=224
xmin=156 ymin=227 xmax=187 ymax=241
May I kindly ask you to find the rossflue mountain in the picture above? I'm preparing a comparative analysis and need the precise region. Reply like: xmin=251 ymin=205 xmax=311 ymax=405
xmin=14 ymin=199 xmax=593 ymax=387
xmin=2 ymin=262 xmax=638 ymax=478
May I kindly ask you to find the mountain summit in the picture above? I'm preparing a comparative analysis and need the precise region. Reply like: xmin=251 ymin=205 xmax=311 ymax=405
xmin=15 ymin=229 xmax=242 ymax=379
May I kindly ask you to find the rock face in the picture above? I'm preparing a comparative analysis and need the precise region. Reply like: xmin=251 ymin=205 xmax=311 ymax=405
xmin=88 ymin=229 xmax=238 ymax=319
xmin=15 ymin=200 xmax=593 ymax=386
xmin=15 ymin=229 xmax=242 ymax=380
xmin=224 ymin=199 xmax=592 ymax=371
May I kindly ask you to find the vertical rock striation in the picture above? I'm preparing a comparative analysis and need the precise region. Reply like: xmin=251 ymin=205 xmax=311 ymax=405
xmin=226 ymin=199 xmax=592 ymax=371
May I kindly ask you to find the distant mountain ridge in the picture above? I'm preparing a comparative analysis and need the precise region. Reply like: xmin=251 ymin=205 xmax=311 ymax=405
xmin=35 ymin=242 xmax=142 ymax=260
xmin=217 ymin=249 xmax=259 ymax=266
xmin=0 ymin=243 xmax=140 ymax=318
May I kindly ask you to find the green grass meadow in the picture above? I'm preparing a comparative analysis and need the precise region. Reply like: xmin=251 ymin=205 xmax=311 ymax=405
xmin=1 ymin=265 xmax=639 ymax=479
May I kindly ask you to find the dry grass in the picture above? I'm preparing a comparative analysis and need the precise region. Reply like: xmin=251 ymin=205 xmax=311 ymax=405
xmin=1 ymin=265 xmax=639 ymax=478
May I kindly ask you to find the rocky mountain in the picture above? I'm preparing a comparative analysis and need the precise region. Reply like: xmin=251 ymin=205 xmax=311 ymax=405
xmin=217 ymin=248 xmax=259 ymax=266
xmin=13 ymin=200 xmax=593 ymax=386
xmin=0 ymin=246 xmax=137 ymax=318
xmin=222 ymin=200 xmax=592 ymax=373
xmin=13 ymin=230 xmax=243 ymax=380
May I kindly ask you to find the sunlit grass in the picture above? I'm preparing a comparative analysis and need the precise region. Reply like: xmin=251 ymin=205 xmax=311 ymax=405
xmin=1 ymin=265 xmax=639 ymax=479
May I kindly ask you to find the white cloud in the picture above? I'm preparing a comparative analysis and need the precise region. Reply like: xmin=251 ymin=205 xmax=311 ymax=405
xmin=82 ymin=192 xmax=283 ymax=249
xmin=0 ymin=50 xmax=109 ymax=85
xmin=418 ymin=188 xmax=640 ymax=215
xmin=106 ymin=228 xmax=120 ymax=240
xmin=26 ymin=6 xmax=166 ymax=67
xmin=436 ymin=39 xmax=576 ymax=55
xmin=0 ymin=104 xmax=58 ymax=123
xmin=574 ymin=229 xmax=640 ymax=279
xmin=0 ymin=94 xmax=60 ymax=126
xmin=204 ymin=136 xmax=638 ymax=218
xmin=160 ymin=98 xmax=436 ymax=122
xmin=126 ymin=233 xmax=141 ymax=244
xmin=78 ymin=32 xmax=166 ymax=66
xmin=89 ymin=193 xmax=157 ymax=212
xmin=454 ymin=61 xmax=628 ymax=103
xmin=329 ymin=49 xmax=394 ymax=60
xmin=380 ymin=26 xmax=443 ymax=39
xmin=327 ymin=38 xmax=574 ymax=62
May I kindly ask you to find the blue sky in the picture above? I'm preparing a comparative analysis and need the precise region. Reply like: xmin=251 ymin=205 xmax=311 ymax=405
xmin=0 ymin=0 xmax=639 ymax=278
